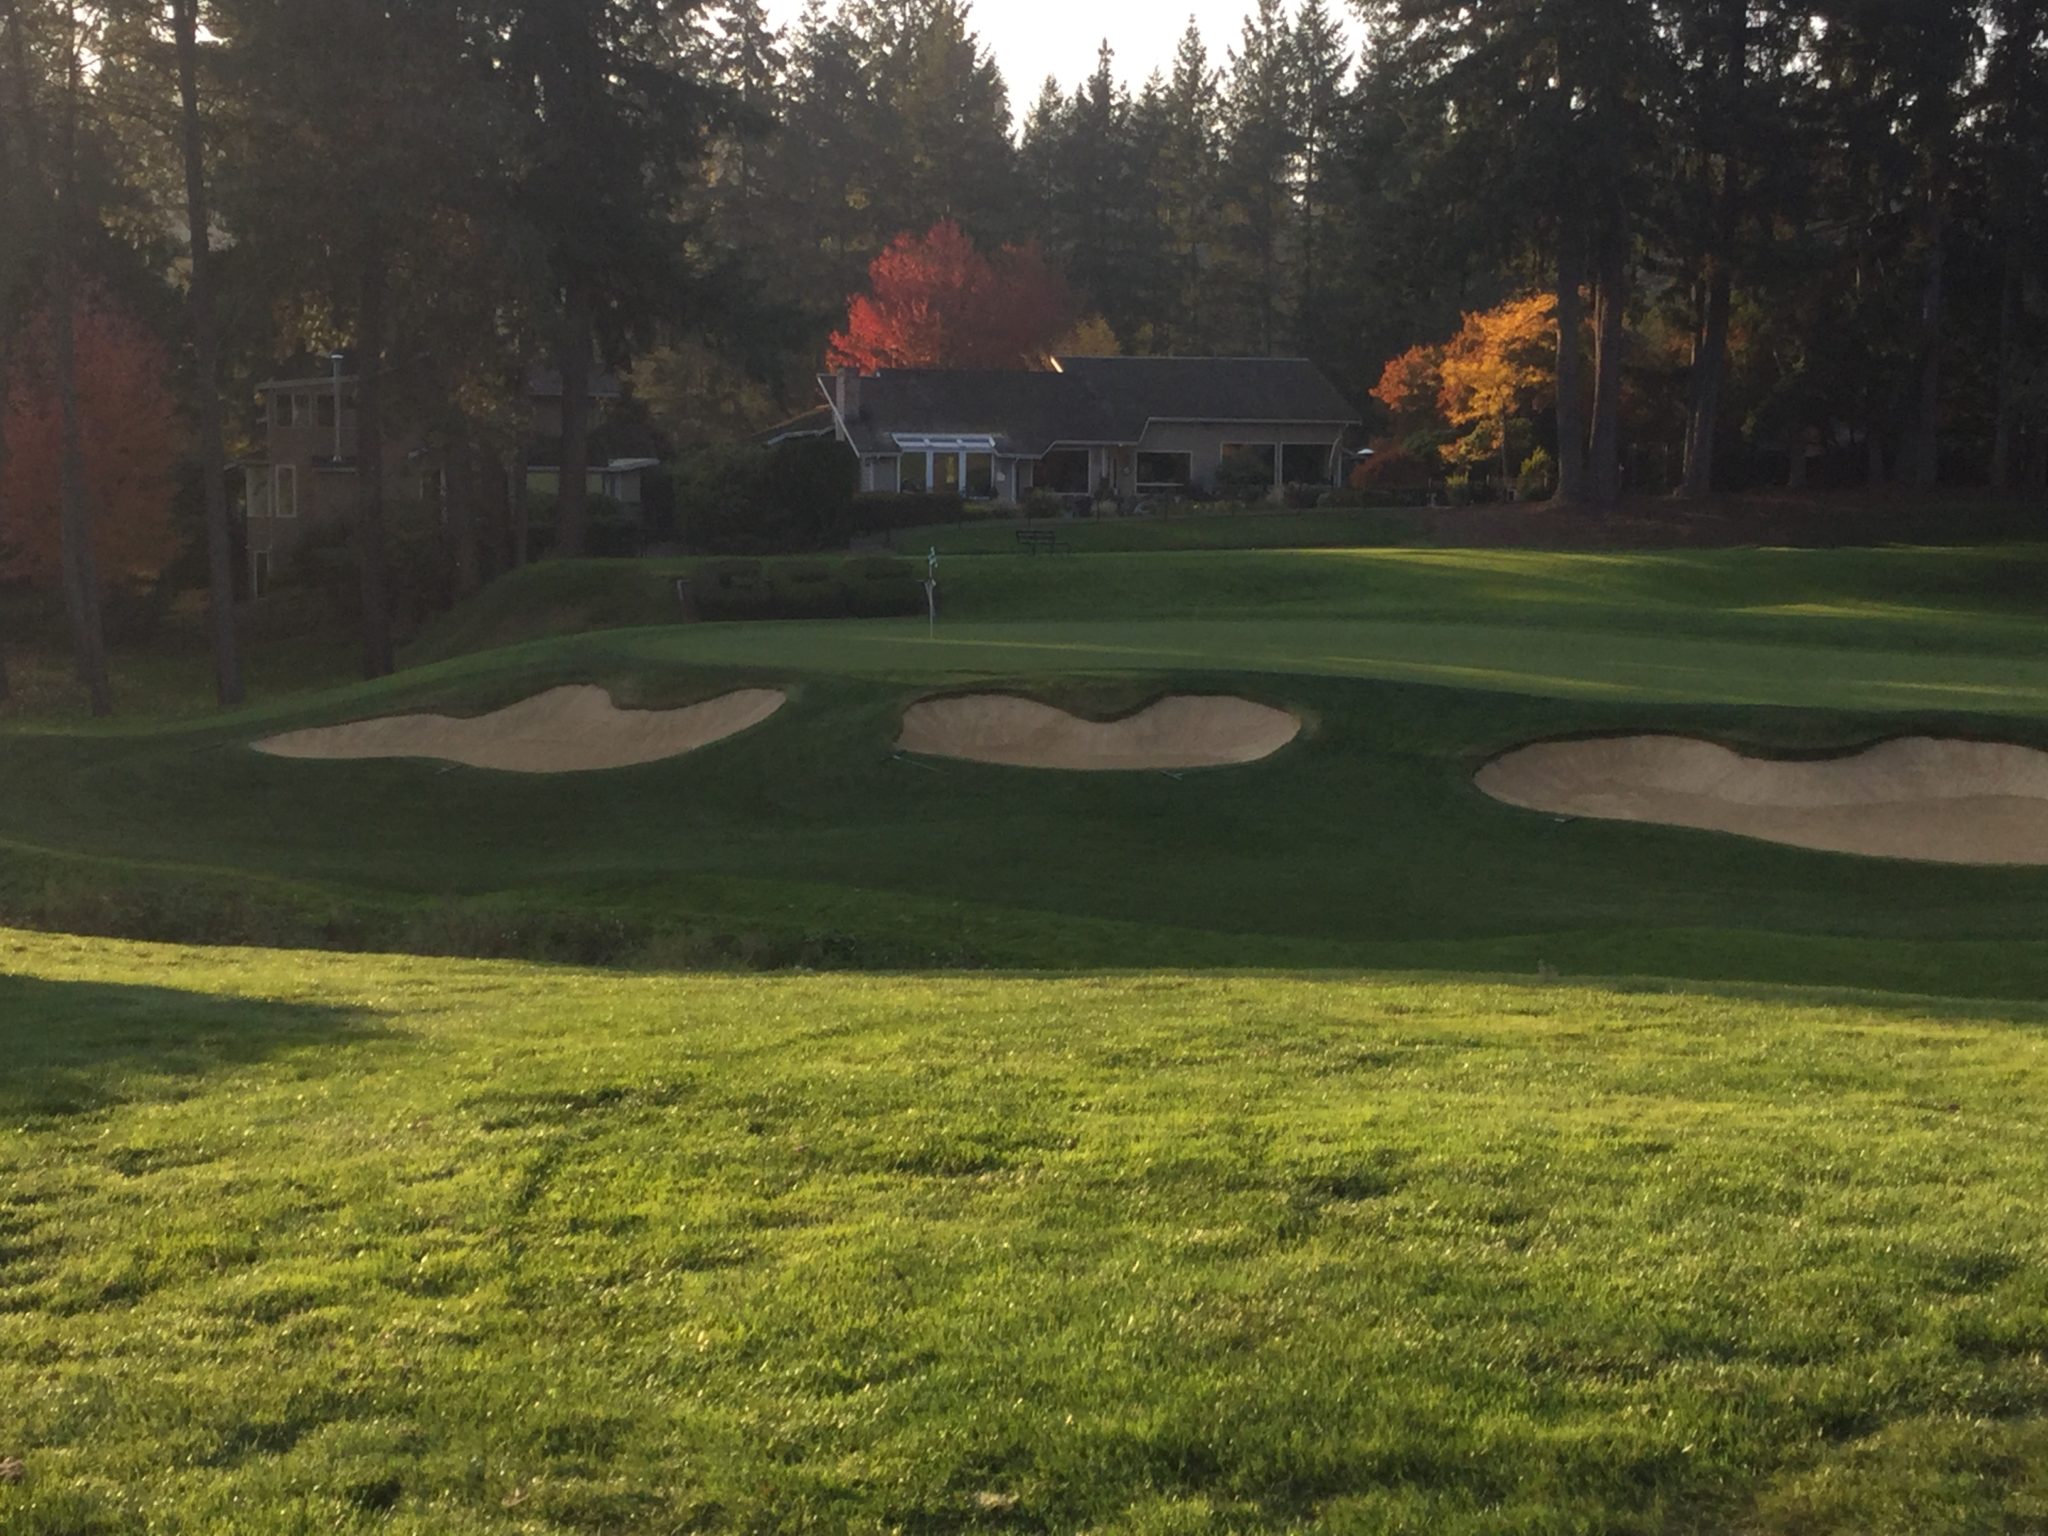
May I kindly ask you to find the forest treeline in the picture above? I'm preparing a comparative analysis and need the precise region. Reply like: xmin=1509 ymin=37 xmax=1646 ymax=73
xmin=0 ymin=0 xmax=2043 ymax=712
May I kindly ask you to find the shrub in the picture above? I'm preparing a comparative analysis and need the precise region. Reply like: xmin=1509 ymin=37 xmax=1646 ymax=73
xmin=1217 ymin=453 xmax=1274 ymax=499
xmin=843 ymin=554 xmax=924 ymax=618
xmin=850 ymin=491 xmax=965 ymax=536
xmin=691 ymin=557 xmax=775 ymax=620
xmin=772 ymin=559 xmax=846 ymax=619
xmin=1516 ymin=448 xmax=1557 ymax=503
xmin=673 ymin=439 xmax=858 ymax=555
xmin=523 ymin=491 xmax=642 ymax=559
xmin=1353 ymin=443 xmax=1439 ymax=491
xmin=1023 ymin=491 xmax=1064 ymax=520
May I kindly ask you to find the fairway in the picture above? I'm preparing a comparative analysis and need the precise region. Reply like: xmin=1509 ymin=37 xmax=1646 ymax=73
xmin=4 ymin=930 xmax=2048 ymax=1533
xmin=3 ymin=545 xmax=2047 ymax=998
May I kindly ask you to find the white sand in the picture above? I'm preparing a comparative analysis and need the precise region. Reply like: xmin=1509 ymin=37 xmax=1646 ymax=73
xmin=898 ymin=693 xmax=1300 ymax=771
xmin=1476 ymin=734 xmax=2048 ymax=865
xmin=255 ymin=685 xmax=786 ymax=774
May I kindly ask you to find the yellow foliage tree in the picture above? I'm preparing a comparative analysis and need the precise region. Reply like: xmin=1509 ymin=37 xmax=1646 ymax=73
xmin=1054 ymin=315 xmax=1122 ymax=357
xmin=1435 ymin=294 xmax=1557 ymax=479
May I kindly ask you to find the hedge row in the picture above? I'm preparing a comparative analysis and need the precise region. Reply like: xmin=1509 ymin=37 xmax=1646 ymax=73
xmin=684 ymin=556 xmax=926 ymax=621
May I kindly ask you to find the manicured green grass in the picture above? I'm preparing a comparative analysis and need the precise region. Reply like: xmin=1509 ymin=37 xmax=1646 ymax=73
xmin=4 ymin=545 xmax=2048 ymax=995
xmin=4 ymin=929 xmax=2047 ymax=1533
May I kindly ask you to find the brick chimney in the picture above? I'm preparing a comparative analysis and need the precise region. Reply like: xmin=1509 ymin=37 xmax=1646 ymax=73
xmin=834 ymin=366 xmax=862 ymax=421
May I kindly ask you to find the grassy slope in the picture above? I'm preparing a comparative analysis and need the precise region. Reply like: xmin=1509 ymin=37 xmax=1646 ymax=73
xmin=4 ymin=546 xmax=2048 ymax=995
xmin=4 ymin=930 xmax=2047 ymax=1534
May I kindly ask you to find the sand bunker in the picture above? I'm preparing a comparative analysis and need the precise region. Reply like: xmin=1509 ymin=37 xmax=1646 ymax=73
xmin=1477 ymin=735 xmax=2048 ymax=865
xmin=256 ymin=685 xmax=785 ymax=773
xmin=898 ymin=694 xmax=1299 ymax=771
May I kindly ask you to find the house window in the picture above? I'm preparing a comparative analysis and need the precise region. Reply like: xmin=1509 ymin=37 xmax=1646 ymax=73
xmin=273 ymin=463 xmax=298 ymax=518
xmin=1282 ymin=444 xmax=1330 ymax=485
xmin=963 ymin=453 xmax=994 ymax=500
xmin=931 ymin=452 xmax=960 ymax=494
xmin=1036 ymin=449 xmax=1090 ymax=494
xmin=316 ymin=393 xmax=336 ymax=430
xmin=899 ymin=453 xmax=928 ymax=493
xmin=1220 ymin=443 xmax=1277 ymax=491
xmin=1136 ymin=452 xmax=1193 ymax=490
xmin=251 ymin=550 xmax=271 ymax=598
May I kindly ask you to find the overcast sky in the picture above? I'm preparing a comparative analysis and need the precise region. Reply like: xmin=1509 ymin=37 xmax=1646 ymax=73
xmin=760 ymin=1 xmax=1364 ymax=101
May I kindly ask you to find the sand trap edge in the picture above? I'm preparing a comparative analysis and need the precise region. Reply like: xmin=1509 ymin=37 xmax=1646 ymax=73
xmin=1473 ymin=731 xmax=2048 ymax=867
xmin=896 ymin=691 xmax=1304 ymax=772
xmin=253 ymin=685 xmax=789 ymax=775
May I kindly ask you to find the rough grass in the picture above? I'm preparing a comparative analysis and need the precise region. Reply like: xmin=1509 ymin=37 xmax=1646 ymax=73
xmin=4 ymin=930 xmax=2048 ymax=1533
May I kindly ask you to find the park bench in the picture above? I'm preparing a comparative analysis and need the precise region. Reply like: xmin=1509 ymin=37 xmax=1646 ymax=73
xmin=1015 ymin=529 xmax=1059 ymax=556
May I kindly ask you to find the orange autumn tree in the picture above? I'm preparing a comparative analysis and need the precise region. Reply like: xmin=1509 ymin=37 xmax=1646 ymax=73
xmin=827 ymin=221 xmax=1075 ymax=373
xmin=1371 ymin=293 xmax=1557 ymax=485
xmin=1436 ymin=293 xmax=1556 ymax=478
xmin=0 ymin=290 xmax=181 ymax=592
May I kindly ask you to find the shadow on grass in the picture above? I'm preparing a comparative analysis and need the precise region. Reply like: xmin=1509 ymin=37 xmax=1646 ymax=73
xmin=0 ymin=974 xmax=390 ymax=1124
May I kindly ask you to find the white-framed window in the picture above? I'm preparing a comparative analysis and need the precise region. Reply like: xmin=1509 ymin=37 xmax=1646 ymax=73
xmin=893 ymin=437 xmax=999 ymax=497
xmin=273 ymin=463 xmax=298 ymax=519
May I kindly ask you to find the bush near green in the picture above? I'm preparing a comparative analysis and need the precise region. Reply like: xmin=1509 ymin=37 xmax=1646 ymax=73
xmin=1517 ymin=447 xmax=1558 ymax=502
xmin=848 ymin=489 xmax=969 ymax=534
xmin=672 ymin=439 xmax=858 ymax=554
xmin=685 ymin=554 xmax=923 ymax=622
xmin=522 ymin=492 xmax=645 ymax=560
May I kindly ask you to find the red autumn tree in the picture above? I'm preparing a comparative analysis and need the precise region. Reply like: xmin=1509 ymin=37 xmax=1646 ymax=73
xmin=827 ymin=221 xmax=1075 ymax=372
xmin=0 ymin=290 xmax=181 ymax=592
xmin=1370 ymin=344 xmax=1445 ymax=433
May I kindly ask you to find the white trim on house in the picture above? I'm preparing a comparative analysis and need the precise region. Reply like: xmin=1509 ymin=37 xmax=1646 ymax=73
xmin=893 ymin=434 xmax=997 ymax=452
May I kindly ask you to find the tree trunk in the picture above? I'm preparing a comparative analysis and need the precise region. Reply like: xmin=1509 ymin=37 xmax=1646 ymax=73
xmin=555 ymin=285 xmax=594 ymax=558
xmin=447 ymin=438 xmax=480 ymax=599
xmin=510 ymin=435 xmax=530 ymax=568
xmin=1679 ymin=256 xmax=1731 ymax=499
xmin=0 ymin=0 xmax=27 ymax=707
xmin=1552 ymin=225 xmax=1589 ymax=507
xmin=1903 ymin=198 xmax=1946 ymax=490
xmin=1588 ymin=220 xmax=1628 ymax=509
xmin=0 ymin=322 xmax=13 ymax=705
xmin=353 ymin=243 xmax=395 ymax=679
xmin=1679 ymin=0 xmax=1746 ymax=502
xmin=484 ymin=449 xmax=513 ymax=579
xmin=172 ymin=0 xmax=243 ymax=707
xmin=55 ymin=4 xmax=108 ymax=716
xmin=1992 ymin=241 xmax=2023 ymax=492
